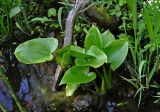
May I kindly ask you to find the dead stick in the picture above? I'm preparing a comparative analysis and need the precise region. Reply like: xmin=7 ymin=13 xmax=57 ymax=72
xmin=52 ymin=0 xmax=90 ymax=91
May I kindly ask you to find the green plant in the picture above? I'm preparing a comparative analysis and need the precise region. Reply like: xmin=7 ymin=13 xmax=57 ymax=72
xmin=7 ymin=0 xmax=32 ymax=33
xmin=0 ymin=67 xmax=25 ymax=112
xmin=14 ymin=26 xmax=128 ymax=96
xmin=0 ymin=0 xmax=31 ymax=42
xmin=48 ymin=8 xmax=57 ymax=17
xmin=150 ymin=82 xmax=160 ymax=104
xmin=28 ymin=6 xmax=63 ymax=36
xmin=0 ymin=102 xmax=7 ymax=112
xmin=121 ymin=0 xmax=160 ymax=107
xmin=14 ymin=38 xmax=58 ymax=64
xmin=0 ymin=0 xmax=13 ymax=39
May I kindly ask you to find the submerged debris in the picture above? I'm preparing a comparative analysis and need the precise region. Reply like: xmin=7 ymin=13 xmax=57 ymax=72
xmin=0 ymin=80 xmax=13 ymax=111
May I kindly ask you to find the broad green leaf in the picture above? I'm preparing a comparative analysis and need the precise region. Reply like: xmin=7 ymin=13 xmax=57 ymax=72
xmin=61 ymin=51 xmax=71 ymax=68
xmin=101 ymin=30 xmax=115 ymax=47
xmin=60 ymin=66 xmax=96 ymax=85
xmin=48 ymin=8 xmax=56 ymax=17
xmin=56 ymin=46 xmax=70 ymax=65
xmin=84 ymin=25 xmax=103 ymax=50
xmin=56 ymin=45 xmax=93 ymax=66
xmin=14 ymin=38 xmax=58 ymax=64
xmin=104 ymin=39 xmax=128 ymax=71
xmin=66 ymin=84 xmax=79 ymax=96
xmin=9 ymin=6 xmax=22 ymax=18
xmin=76 ymin=46 xmax=107 ymax=68
xmin=70 ymin=45 xmax=93 ymax=58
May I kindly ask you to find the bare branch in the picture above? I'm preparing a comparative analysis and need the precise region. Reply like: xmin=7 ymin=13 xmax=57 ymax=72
xmin=51 ymin=0 xmax=90 ymax=91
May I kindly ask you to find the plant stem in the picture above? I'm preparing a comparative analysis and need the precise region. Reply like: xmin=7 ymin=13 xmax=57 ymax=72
xmin=102 ymin=65 xmax=112 ymax=92
xmin=94 ymin=69 xmax=104 ymax=93
xmin=0 ymin=102 xmax=7 ymax=112
xmin=93 ymin=81 xmax=100 ymax=93
xmin=0 ymin=67 xmax=25 ymax=112
xmin=108 ymin=66 xmax=112 ymax=88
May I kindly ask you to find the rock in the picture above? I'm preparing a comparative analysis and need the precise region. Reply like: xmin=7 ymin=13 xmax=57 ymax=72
xmin=106 ymin=101 xmax=116 ymax=112
xmin=17 ymin=78 xmax=31 ymax=103
xmin=73 ymin=94 xmax=93 ymax=111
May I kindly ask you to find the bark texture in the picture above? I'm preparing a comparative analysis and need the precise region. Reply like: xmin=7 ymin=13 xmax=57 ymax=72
xmin=52 ymin=0 xmax=90 ymax=91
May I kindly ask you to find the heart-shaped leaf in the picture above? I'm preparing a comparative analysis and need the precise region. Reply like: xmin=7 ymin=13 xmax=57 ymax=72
xmin=75 ymin=46 xmax=107 ymax=68
xmin=101 ymin=30 xmax=115 ymax=47
xmin=14 ymin=38 xmax=58 ymax=64
xmin=84 ymin=25 xmax=103 ymax=50
xmin=104 ymin=39 xmax=128 ymax=71
xmin=60 ymin=66 xmax=96 ymax=85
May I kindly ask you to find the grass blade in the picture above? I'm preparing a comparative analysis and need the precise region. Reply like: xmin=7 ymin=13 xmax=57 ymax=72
xmin=58 ymin=7 xmax=64 ymax=31
xmin=0 ymin=67 xmax=25 ymax=112
xmin=143 ymin=8 xmax=154 ymax=41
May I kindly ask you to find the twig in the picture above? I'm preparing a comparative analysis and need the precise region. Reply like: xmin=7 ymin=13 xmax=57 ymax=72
xmin=78 ymin=1 xmax=107 ymax=14
xmin=58 ymin=2 xmax=73 ymax=7
xmin=51 ymin=0 xmax=90 ymax=91
xmin=78 ymin=2 xmax=96 ymax=14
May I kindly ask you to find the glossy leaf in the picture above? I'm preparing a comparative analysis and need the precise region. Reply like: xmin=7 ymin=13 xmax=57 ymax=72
xmin=66 ymin=84 xmax=79 ymax=96
xmin=70 ymin=45 xmax=93 ymax=58
xmin=56 ymin=45 xmax=93 ymax=66
xmin=75 ymin=46 xmax=107 ymax=68
xmin=61 ymin=51 xmax=71 ymax=68
xmin=101 ymin=30 xmax=115 ymax=47
xmin=56 ymin=46 xmax=70 ymax=65
xmin=104 ymin=40 xmax=128 ymax=71
xmin=60 ymin=66 xmax=96 ymax=85
xmin=84 ymin=26 xmax=103 ymax=50
xmin=14 ymin=38 xmax=58 ymax=64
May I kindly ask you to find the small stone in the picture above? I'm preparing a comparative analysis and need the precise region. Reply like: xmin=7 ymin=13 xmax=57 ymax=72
xmin=73 ymin=95 xmax=93 ymax=111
